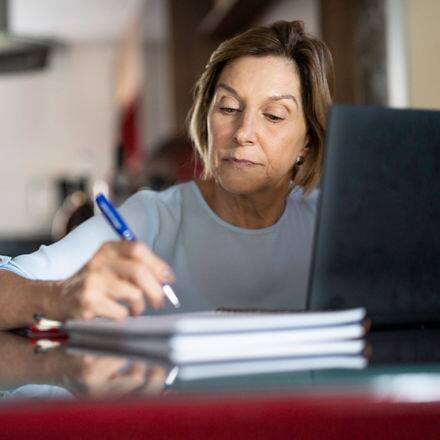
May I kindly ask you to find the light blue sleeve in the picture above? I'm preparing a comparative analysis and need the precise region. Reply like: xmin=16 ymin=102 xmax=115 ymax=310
xmin=0 ymin=190 xmax=160 ymax=281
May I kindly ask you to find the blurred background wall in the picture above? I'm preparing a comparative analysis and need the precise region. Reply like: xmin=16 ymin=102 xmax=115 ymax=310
xmin=0 ymin=0 xmax=144 ymax=239
xmin=0 ymin=0 xmax=439 ymax=253
xmin=406 ymin=0 xmax=440 ymax=109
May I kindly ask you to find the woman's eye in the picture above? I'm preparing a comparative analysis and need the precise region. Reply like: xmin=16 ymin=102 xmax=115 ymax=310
xmin=265 ymin=113 xmax=284 ymax=122
xmin=220 ymin=107 xmax=239 ymax=114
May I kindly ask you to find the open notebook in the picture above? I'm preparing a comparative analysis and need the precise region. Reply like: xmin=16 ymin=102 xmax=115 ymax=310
xmin=65 ymin=308 xmax=367 ymax=364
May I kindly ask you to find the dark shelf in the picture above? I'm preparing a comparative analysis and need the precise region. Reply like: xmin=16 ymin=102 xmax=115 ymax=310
xmin=199 ymin=0 xmax=279 ymax=38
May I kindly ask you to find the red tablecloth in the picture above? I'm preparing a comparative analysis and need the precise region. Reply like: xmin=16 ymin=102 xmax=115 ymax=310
xmin=1 ymin=392 xmax=440 ymax=439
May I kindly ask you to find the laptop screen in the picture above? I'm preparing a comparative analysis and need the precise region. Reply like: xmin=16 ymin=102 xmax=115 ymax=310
xmin=307 ymin=104 xmax=440 ymax=325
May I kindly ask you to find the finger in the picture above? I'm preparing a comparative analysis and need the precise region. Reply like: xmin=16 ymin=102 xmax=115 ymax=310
xmin=95 ymin=297 xmax=129 ymax=321
xmin=103 ymin=259 xmax=165 ymax=309
xmin=133 ymin=268 xmax=164 ymax=309
xmin=102 ymin=272 xmax=145 ymax=316
xmin=141 ymin=365 xmax=168 ymax=394
xmin=105 ymin=371 xmax=147 ymax=395
xmin=123 ymin=361 xmax=148 ymax=377
xmin=91 ymin=357 xmax=128 ymax=377
xmin=81 ymin=357 xmax=127 ymax=382
xmin=107 ymin=241 xmax=175 ymax=284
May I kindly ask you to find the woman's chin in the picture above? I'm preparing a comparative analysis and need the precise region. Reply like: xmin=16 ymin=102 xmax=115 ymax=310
xmin=216 ymin=174 xmax=266 ymax=195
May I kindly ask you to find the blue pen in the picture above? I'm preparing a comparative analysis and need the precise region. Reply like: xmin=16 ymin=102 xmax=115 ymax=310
xmin=95 ymin=193 xmax=180 ymax=308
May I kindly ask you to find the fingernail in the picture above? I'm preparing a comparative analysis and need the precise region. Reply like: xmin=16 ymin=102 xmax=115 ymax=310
xmin=161 ymin=268 xmax=175 ymax=282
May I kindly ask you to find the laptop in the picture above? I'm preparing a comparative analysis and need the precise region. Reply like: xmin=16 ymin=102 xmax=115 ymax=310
xmin=307 ymin=104 xmax=440 ymax=325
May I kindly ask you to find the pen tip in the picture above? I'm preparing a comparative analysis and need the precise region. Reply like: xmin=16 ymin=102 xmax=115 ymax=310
xmin=162 ymin=284 xmax=181 ymax=308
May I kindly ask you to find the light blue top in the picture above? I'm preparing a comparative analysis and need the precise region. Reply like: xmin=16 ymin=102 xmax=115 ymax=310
xmin=0 ymin=182 xmax=318 ymax=313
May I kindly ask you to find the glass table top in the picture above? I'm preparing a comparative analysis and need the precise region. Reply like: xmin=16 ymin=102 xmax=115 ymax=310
xmin=2 ymin=327 xmax=440 ymax=403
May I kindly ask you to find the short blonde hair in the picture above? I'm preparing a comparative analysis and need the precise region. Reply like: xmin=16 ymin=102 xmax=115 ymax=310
xmin=188 ymin=20 xmax=334 ymax=193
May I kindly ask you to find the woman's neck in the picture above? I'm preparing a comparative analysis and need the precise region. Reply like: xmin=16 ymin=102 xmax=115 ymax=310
xmin=196 ymin=179 xmax=292 ymax=229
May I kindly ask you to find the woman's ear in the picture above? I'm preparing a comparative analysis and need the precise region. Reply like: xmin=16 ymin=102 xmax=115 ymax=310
xmin=300 ymin=140 xmax=311 ymax=158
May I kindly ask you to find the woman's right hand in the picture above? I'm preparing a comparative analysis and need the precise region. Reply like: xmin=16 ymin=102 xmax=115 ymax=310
xmin=51 ymin=241 xmax=175 ymax=321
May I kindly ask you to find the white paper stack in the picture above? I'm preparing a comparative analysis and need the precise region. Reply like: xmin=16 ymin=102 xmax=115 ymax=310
xmin=65 ymin=308 xmax=367 ymax=365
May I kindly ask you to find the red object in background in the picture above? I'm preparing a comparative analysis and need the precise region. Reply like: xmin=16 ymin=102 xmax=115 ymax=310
xmin=121 ymin=99 xmax=142 ymax=170
xmin=152 ymin=135 xmax=203 ymax=182
xmin=121 ymin=98 xmax=204 ymax=183
xmin=1 ymin=392 xmax=440 ymax=439
xmin=120 ymin=100 xmax=202 ymax=182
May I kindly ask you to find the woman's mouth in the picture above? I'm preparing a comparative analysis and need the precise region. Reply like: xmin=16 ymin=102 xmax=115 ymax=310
xmin=223 ymin=157 xmax=259 ymax=167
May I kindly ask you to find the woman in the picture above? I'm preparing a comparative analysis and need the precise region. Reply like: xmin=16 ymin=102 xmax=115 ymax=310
xmin=0 ymin=20 xmax=334 ymax=329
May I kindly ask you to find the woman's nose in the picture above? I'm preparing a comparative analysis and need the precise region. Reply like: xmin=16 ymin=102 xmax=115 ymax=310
xmin=233 ymin=111 xmax=257 ymax=145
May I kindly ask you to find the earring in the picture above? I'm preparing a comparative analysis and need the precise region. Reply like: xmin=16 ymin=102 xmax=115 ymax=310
xmin=296 ymin=155 xmax=305 ymax=167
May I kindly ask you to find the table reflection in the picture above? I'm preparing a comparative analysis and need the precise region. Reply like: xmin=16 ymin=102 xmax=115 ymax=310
xmin=0 ymin=332 xmax=169 ymax=400
xmin=2 ymin=327 xmax=440 ymax=403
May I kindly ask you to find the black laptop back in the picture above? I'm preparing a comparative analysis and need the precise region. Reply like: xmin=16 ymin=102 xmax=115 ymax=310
xmin=307 ymin=104 xmax=440 ymax=325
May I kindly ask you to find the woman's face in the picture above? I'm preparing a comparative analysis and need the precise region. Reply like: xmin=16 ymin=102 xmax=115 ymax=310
xmin=207 ymin=55 xmax=308 ymax=195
